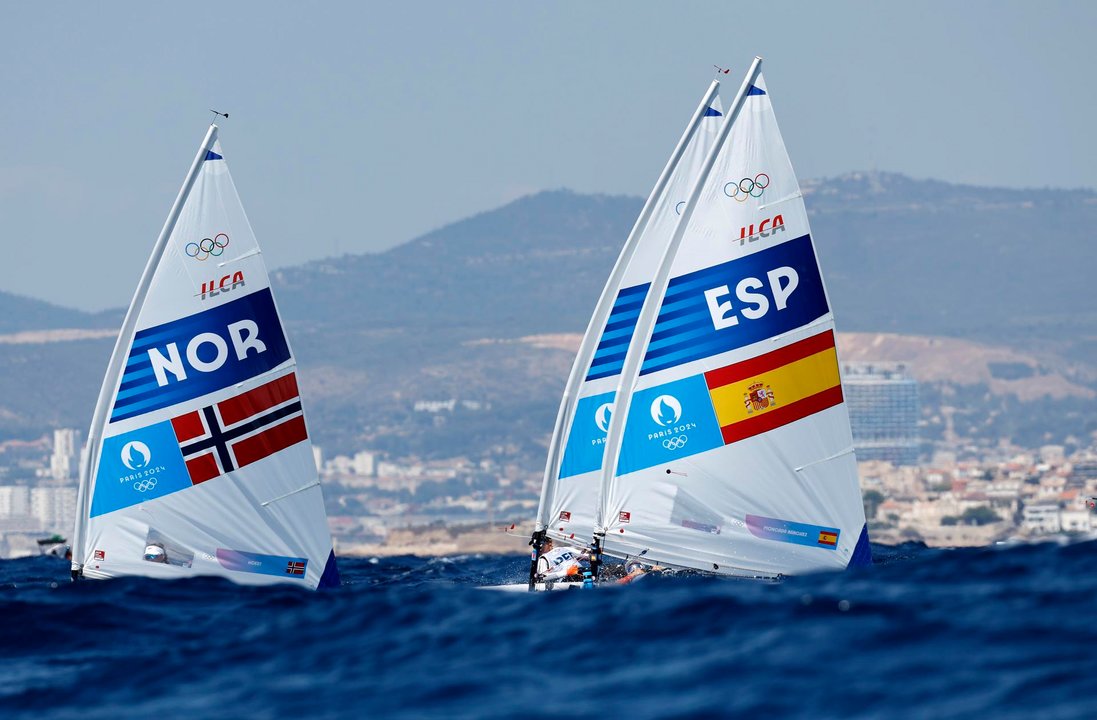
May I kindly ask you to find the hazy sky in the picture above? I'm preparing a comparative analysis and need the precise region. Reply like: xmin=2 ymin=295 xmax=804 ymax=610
xmin=2 ymin=2 xmax=1093 ymax=310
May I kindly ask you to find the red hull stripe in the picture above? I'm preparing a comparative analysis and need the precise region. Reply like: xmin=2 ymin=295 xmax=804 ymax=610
xmin=705 ymin=330 xmax=836 ymax=390
xmin=218 ymin=373 xmax=300 ymax=427
xmin=233 ymin=416 xmax=308 ymax=469
xmin=720 ymin=385 xmax=844 ymax=445
xmin=185 ymin=452 xmax=221 ymax=485
xmin=171 ymin=410 xmax=206 ymax=443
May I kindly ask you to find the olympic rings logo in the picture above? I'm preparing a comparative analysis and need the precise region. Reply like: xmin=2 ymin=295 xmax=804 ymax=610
xmin=724 ymin=173 xmax=770 ymax=202
xmin=662 ymin=435 xmax=688 ymax=451
xmin=185 ymin=233 xmax=230 ymax=261
xmin=133 ymin=478 xmax=158 ymax=493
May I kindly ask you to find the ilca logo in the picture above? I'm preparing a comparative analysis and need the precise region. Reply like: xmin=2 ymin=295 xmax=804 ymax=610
xmin=185 ymin=233 xmax=230 ymax=262
xmin=738 ymin=214 xmax=785 ymax=245
xmin=649 ymin=395 xmax=692 ymax=450
xmin=200 ymin=271 xmax=246 ymax=301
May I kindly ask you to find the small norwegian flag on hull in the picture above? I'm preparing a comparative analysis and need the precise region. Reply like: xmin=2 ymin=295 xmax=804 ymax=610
xmin=171 ymin=372 xmax=308 ymax=484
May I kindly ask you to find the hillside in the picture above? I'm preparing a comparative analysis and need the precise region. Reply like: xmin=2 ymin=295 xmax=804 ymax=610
xmin=0 ymin=173 xmax=1093 ymax=452
xmin=0 ymin=290 xmax=119 ymax=335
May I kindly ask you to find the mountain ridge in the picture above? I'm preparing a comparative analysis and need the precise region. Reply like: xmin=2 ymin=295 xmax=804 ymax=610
xmin=1 ymin=172 xmax=1092 ymax=449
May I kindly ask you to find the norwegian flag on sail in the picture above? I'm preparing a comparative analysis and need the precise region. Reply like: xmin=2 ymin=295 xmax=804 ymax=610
xmin=170 ymin=372 xmax=308 ymax=484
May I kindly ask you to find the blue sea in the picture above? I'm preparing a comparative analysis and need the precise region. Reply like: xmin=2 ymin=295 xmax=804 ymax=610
xmin=2 ymin=541 xmax=1095 ymax=719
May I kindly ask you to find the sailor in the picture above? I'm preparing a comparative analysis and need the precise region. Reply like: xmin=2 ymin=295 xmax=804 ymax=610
xmin=535 ymin=537 xmax=588 ymax=582
xmin=144 ymin=543 xmax=168 ymax=564
xmin=617 ymin=560 xmax=657 ymax=585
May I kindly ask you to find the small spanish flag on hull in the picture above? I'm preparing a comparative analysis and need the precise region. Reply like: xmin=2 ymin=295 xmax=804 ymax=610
xmin=704 ymin=330 xmax=843 ymax=445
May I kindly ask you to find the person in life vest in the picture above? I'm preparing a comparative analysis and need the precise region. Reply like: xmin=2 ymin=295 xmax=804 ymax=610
xmin=535 ymin=537 xmax=589 ymax=582
xmin=616 ymin=560 xmax=664 ymax=584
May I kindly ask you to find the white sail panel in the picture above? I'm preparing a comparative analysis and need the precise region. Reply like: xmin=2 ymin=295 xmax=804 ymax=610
xmin=599 ymin=72 xmax=870 ymax=575
xmin=543 ymin=91 xmax=725 ymax=546
xmin=73 ymin=131 xmax=338 ymax=589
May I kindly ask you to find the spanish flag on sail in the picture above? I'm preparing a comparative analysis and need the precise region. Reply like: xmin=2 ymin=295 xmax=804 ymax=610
xmin=704 ymin=330 xmax=843 ymax=445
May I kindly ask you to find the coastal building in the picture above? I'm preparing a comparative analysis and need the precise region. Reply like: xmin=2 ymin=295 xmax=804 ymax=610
xmin=353 ymin=451 xmax=376 ymax=477
xmin=842 ymin=362 xmax=920 ymax=466
xmin=1021 ymin=503 xmax=1061 ymax=535
xmin=1059 ymin=509 xmax=1092 ymax=533
xmin=49 ymin=428 xmax=82 ymax=481
xmin=0 ymin=485 xmax=30 ymax=517
xmin=30 ymin=486 xmax=77 ymax=532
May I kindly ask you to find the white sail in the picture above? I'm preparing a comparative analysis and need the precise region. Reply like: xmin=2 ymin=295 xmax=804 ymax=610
xmin=535 ymin=83 xmax=725 ymax=547
xmin=595 ymin=60 xmax=871 ymax=576
xmin=71 ymin=126 xmax=339 ymax=589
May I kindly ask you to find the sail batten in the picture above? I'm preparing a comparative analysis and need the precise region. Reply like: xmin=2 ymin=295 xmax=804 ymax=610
xmin=72 ymin=127 xmax=337 ymax=589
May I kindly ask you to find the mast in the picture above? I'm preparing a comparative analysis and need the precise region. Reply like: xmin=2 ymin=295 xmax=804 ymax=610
xmin=528 ymin=81 xmax=720 ymax=588
xmin=71 ymin=125 xmax=219 ymax=578
xmin=592 ymin=58 xmax=764 ymax=564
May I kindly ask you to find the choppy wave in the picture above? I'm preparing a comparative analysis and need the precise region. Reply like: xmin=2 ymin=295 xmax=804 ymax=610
xmin=2 ymin=540 xmax=1095 ymax=719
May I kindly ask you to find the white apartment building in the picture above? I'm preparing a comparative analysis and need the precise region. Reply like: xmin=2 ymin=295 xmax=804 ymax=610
xmin=352 ymin=451 xmax=376 ymax=477
xmin=1022 ymin=503 xmax=1062 ymax=534
xmin=31 ymin=486 xmax=77 ymax=531
xmin=0 ymin=485 xmax=31 ymax=517
xmin=1059 ymin=509 xmax=1092 ymax=533
xmin=50 ymin=428 xmax=83 ymax=481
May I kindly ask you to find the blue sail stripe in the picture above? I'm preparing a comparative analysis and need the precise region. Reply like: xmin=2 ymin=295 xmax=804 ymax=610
xmin=597 ymin=324 xmax=637 ymax=345
xmin=593 ymin=338 xmax=630 ymax=358
xmin=616 ymin=283 xmax=649 ymax=299
xmin=601 ymin=312 xmax=641 ymax=335
xmin=117 ymin=366 xmax=155 ymax=391
xmin=586 ymin=366 xmax=623 ymax=382
xmin=111 ymin=389 xmax=193 ymax=420
xmin=589 ymin=347 xmax=629 ymax=369
xmin=647 ymin=319 xmax=718 ymax=350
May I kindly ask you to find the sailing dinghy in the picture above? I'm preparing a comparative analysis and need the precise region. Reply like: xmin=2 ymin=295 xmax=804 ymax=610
xmin=71 ymin=125 xmax=339 ymax=589
xmin=519 ymin=58 xmax=870 ymax=589
xmin=529 ymin=79 xmax=726 ymax=568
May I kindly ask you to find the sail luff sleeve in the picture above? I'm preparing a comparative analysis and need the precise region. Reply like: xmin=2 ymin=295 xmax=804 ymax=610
xmin=533 ymin=81 xmax=721 ymax=533
xmin=72 ymin=125 xmax=219 ymax=574
xmin=594 ymin=59 xmax=763 ymax=535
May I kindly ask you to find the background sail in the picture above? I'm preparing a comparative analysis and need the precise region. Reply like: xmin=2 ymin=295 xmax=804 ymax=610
xmin=599 ymin=72 xmax=870 ymax=576
xmin=539 ymin=87 xmax=725 ymax=547
xmin=73 ymin=129 xmax=338 ymax=589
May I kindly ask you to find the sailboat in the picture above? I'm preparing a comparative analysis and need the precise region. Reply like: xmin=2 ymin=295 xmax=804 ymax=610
xmin=525 ymin=58 xmax=870 ymax=588
xmin=70 ymin=124 xmax=339 ymax=589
